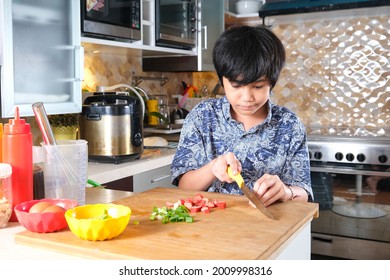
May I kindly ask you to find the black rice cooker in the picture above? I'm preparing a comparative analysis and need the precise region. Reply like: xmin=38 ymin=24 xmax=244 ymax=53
xmin=79 ymin=93 xmax=143 ymax=164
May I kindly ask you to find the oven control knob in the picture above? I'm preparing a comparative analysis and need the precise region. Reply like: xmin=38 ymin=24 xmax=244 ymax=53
xmin=346 ymin=153 xmax=354 ymax=162
xmin=378 ymin=155 xmax=388 ymax=164
xmin=357 ymin=153 xmax=365 ymax=162
xmin=314 ymin=152 xmax=322 ymax=160
xmin=308 ymin=151 xmax=312 ymax=159
xmin=335 ymin=152 xmax=343 ymax=161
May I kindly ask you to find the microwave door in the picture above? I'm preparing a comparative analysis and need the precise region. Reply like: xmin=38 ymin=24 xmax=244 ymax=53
xmin=156 ymin=0 xmax=196 ymax=49
xmin=86 ymin=0 xmax=109 ymax=18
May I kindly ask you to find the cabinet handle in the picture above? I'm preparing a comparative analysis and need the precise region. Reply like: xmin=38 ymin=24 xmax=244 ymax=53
xmin=150 ymin=174 xmax=171 ymax=183
xmin=75 ymin=45 xmax=84 ymax=81
xmin=312 ymin=234 xmax=333 ymax=243
xmin=202 ymin=25 xmax=208 ymax=50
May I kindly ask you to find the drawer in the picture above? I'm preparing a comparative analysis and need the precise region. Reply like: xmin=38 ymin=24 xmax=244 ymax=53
xmin=133 ymin=165 xmax=175 ymax=192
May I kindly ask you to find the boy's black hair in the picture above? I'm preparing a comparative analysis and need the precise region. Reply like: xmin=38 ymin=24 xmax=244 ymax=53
xmin=212 ymin=25 xmax=286 ymax=89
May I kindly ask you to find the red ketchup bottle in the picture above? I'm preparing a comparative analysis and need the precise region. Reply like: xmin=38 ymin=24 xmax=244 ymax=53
xmin=2 ymin=107 xmax=33 ymax=222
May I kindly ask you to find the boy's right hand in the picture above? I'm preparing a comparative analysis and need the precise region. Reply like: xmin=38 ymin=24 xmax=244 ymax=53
xmin=211 ymin=152 xmax=241 ymax=183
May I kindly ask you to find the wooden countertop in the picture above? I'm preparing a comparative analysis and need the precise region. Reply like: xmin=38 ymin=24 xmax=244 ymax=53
xmin=15 ymin=187 xmax=319 ymax=260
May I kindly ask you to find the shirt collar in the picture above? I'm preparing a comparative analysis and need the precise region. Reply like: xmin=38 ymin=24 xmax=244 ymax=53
xmin=222 ymin=96 xmax=273 ymax=125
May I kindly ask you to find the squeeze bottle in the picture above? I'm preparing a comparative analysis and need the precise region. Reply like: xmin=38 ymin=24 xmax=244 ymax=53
xmin=2 ymin=107 xmax=33 ymax=222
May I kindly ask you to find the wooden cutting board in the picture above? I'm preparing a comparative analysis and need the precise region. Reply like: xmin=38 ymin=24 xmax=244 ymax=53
xmin=15 ymin=187 xmax=319 ymax=260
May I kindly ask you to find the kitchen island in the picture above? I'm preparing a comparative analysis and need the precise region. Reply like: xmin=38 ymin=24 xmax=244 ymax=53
xmin=2 ymin=187 xmax=319 ymax=260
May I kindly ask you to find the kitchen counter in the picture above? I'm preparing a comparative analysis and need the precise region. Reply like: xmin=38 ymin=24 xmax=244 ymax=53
xmin=87 ymin=148 xmax=176 ymax=185
xmin=4 ymin=187 xmax=319 ymax=260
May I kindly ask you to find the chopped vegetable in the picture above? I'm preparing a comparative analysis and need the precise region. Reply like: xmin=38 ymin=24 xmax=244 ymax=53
xmin=91 ymin=209 xmax=111 ymax=220
xmin=150 ymin=194 xmax=227 ymax=224
xmin=150 ymin=205 xmax=194 ymax=224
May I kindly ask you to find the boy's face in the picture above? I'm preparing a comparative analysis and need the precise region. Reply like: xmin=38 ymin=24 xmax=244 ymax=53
xmin=223 ymin=76 xmax=271 ymax=119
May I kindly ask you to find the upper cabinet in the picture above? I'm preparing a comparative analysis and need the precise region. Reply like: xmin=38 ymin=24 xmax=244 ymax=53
xmin=142 ymin=0 xmax=225 ymax=72
xmin=0 ymin=0 xmax=83 ymax=117
xmin=81 ymin=0 xmax=196 ymax=57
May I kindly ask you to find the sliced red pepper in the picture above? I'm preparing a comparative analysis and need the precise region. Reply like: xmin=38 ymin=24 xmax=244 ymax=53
xmin=206 ymin=201 xmax=216 ymax=208
xmin=190 ymin=205 xmax=202 ymax=213
xmin=184 ymin=201 xmax=193 ymax=210
xmin=216 ymin=201 xmax=226 ymax=209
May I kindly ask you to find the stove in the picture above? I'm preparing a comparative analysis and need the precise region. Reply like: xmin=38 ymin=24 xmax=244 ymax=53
xmin=308 ymin=135 xmax=390 ymax=165
xmin=307 ymin=135 xmax=390 ymax=260
xmin=308 ymin=135 xmax=390 ymax=176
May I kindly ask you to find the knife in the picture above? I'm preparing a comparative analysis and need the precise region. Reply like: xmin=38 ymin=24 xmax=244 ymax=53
xmin=227 ymin=166 xmax=275 ymax=220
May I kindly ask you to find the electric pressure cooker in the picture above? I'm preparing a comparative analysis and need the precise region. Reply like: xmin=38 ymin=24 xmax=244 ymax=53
xmin=79 ymin=93 xmax=143 ymax=164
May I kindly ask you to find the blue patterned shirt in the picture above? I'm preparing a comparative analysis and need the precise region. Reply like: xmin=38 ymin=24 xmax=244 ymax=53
xmin=171 ymin=97 xmax=313 ymax=200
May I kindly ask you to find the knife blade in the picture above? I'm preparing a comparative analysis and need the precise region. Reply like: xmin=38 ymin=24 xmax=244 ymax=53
xmin=227 ymin=166 xmax=275 ymax=220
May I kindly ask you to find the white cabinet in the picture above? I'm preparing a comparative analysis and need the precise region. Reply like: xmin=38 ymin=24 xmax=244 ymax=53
xmin=82 ymin=0 xmax=195 ymax=57
xmin=133 ymin=165 xmax=175 ymax=192
xmin=142 ymin=0 xmax=225 ymax=72
xmin=0 ymin=0 xmax=83 ymax=117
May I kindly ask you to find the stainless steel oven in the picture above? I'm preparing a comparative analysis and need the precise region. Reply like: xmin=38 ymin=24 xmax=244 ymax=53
xmin=81 ymin=0 xmax=141 ymax=41
xmin=308 ymin=135 xmax=390 ymax=259
xmin=155 ymin=0 xmax=197 ymax=50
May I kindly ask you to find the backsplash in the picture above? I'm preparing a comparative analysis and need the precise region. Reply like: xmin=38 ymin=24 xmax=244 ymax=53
xmin=82 ymin=43 xmax=192 ymax=101
xmin=268 ymin=7 xmax=390 ymax=137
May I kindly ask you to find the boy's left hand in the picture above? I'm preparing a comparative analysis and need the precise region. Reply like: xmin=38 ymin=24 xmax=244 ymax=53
xmin=252 ymin=174 xmax=288 ymax=206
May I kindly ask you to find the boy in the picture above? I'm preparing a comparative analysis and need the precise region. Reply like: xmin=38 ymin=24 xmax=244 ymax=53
xmin=171 ymin=25 xmax=313 ymax=206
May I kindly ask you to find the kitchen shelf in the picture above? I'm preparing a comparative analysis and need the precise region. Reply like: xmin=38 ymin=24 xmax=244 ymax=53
xmin=225 ymin=10 xmax=260 ymax=18
xmin=81 ymin=37 xmax=196 ymax=57
xmin=144 ymin=127 xmax=181 ymax=134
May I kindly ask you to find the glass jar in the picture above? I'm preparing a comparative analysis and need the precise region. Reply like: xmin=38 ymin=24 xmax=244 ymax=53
xmin=0 ymin=163 xmax=12 ymax=228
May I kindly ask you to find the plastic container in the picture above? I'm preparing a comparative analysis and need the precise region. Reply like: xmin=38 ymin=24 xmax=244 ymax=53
xmin=41 ymin=140 xmax=88 ymax=206
xmin=0 ymin=163 xmax=12 ymax=228
xmin=146 ymin=98 xmax=159 ymax=126
xmin=2 ymin=107 xmax=33 ymax=222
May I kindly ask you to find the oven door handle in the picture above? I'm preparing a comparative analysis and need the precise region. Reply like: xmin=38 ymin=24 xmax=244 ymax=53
xmin=310 ymin=166 xmax=390 ymax=177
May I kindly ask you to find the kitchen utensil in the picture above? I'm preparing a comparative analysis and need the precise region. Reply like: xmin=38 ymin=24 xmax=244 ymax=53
xmin=14 ymin=198 xmax=78 ymax=233
xmin=32 ymin=102 xmax=81 ymax=202
xmin=0 ymin=163 xmax=12 ymax=228
xmin=227 ymin=166 xmax=275 ymax=220
xmin=65 ymin=203 xmax=131 ymax=241
xmin=42 ymin=140 xmax=88 ymax=205
xmin=235 ymin=0 xmax=264 ymax=14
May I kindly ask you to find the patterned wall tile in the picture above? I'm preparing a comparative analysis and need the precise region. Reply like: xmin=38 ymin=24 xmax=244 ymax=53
xmin=271 ymin=9 xmax=390 ymax=137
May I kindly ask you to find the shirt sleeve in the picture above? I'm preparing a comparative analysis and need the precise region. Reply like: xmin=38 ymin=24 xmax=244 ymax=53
xmin=171 ymin=106 xmax=208 ymax=186
xmin=280 ymin=117 xmax=314 ymax=201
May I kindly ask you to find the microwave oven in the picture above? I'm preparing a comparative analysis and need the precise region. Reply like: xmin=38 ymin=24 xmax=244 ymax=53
xmin=155 ymin=0 xmax=197 ymax=50
xmin=81 ymin=0 xmax=141 ymax=41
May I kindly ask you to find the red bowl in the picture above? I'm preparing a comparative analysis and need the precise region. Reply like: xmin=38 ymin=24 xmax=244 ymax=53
xmin=14 ymin=198 xmax=78 ymax=233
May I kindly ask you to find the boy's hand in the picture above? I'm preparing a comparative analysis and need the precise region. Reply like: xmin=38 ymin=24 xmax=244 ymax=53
xmin=253 ymin=174 xmax=287 ymax=206
xmin=211 ymin=152 xmax=241 ymax=183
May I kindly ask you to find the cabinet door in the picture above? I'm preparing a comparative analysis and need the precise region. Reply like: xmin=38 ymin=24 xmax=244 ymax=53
xmin=0 ymin=0 xmax=83 ymax=117
xmin=197 ymin=0 xmax=225 ymax=71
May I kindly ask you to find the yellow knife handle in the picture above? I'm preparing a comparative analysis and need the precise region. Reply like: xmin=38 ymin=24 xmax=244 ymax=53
xmin=227 ymin=166 xmax=244 ymax=188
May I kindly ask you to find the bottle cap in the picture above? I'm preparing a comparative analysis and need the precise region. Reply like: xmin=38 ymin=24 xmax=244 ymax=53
xmin=0 ymin=163 xmax=12 ymax=177
xmin=3 ymin=107 xmax=31 ymax=134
